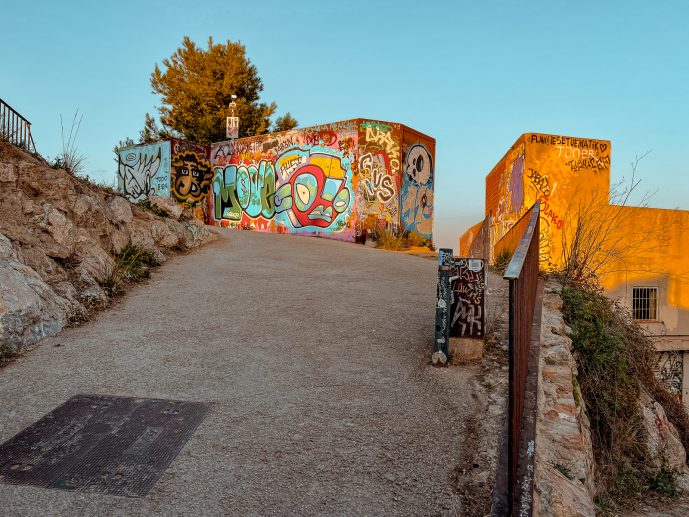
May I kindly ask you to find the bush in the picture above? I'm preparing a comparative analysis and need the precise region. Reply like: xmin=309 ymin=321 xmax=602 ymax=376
xmin=0 ymin=342 xmax=18 ymax=367
xmin=375 ymin=230 xmax=434 ymax=251
xmin=136 ymin=199 xmax=169 ymax=218
xmin=376 ymin=230 xmax=409 ymax=251
xmin=491 ymin=249 xmax=513 ymax=274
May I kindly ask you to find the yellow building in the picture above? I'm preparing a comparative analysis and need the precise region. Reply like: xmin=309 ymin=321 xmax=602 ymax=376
xmin=460 ymin=133 xmax=689 ymax=404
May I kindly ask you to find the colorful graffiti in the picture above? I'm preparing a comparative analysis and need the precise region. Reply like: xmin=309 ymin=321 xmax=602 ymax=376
xmin=170 ymin=140 xmax=212 ymax=221
xmin=117 ymin=141 xmax=170 ymax=203
xmin=356 ymin=120 xmax=401 ymax=234
xmin=208 ymin=119 xmax=434 ymax=243
xmin=400 ymin=144 xmax=434 ymax=238
xmin=171 ymin=151 xmax=213 ymax=204
xmin=211 ymin=122 xmax=359 ymax=239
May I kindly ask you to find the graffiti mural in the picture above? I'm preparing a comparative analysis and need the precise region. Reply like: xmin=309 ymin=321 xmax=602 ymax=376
xmin=355 ymin=120 xmax=401 ymax=237
xmin=211 ymin=121 xmax=358 ymax=240
xmin=208 ymin=119 xmax=434 ymax=243
xmin=449 ymin=258 xmax=486 ymax=338
xmin=400 ymin=143 xmax=434 ymax=239
xmin=117 ymin=141 xmax=171 ymax=202
xmin=170 ymin=139 xmax=212 ymax=221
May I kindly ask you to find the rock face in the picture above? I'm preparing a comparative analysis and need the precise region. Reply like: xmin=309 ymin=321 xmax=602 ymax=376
xmin=639 ymin=390 xmax=688 ymax=471
xmin=0 ymin=142 xmax=214 ymax=352
xmin=534 ymin=281 xmax=597 ymax=517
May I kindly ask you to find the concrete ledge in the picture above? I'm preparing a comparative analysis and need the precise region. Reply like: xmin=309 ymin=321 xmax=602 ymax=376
xmin=450 ymin=337 xmax=484 ymax=364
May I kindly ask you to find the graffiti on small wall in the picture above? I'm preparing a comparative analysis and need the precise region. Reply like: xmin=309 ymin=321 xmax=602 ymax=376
xmin=657 ymin=351 xmax=683 ymax=398
xmin=117 ymin=141 xmax=171 ymax=202
xmin=400 ymin=143 xmax=434 ymax=239
xmin=210 ymin=121 xmax=357 ymax=239
xmin=449 ymin=258 xmax=486 ymax=338
xmin=356 ymin=120 xmax=401 ymax=234
xmin=170 ymin=139 xmax=212 ymax=221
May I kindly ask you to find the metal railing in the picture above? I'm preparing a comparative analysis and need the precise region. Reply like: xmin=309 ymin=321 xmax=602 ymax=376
xmin=0 ymin=98 xmax=36 ymax=153
xmin=492 ymin=201 xmax=543 ymax=516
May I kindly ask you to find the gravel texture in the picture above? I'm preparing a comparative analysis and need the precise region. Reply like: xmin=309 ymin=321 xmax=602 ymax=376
xmin=0 ymin=229 xmax=483 ymax=515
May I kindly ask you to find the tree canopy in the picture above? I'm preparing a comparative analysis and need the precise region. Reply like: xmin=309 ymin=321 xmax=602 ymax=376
xmin=143 ymin=36 xmax=297 ymax=144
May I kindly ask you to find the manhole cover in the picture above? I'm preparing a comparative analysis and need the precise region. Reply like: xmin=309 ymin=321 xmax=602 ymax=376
xmin=0 ymin=394 xmax=210 ymax=497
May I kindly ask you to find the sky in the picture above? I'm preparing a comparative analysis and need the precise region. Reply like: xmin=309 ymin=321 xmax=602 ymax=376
xmin=2 ymin=0 xmax=688 ymax=249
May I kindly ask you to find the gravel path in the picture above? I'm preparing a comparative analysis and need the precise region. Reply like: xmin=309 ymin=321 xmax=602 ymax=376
xmin=0 ymin=229 xmax=484 ymax=516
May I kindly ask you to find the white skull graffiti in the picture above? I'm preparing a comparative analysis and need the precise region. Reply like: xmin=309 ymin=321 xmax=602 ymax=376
xmin=404 ymin=144 xmax=433 ymax=185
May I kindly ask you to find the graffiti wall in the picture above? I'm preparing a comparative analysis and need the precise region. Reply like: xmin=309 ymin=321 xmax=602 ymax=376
xmin=170 ymin=139 xmax=212 ymax=222
xmin=484 ymin=133 xmax=611 ymax=269
xmin=210 ymin=120 xmax=358 ymax=240
xmin=401 ymin=129 xmax=435 ymax=240
xmin=356 ymin=120 xmax=402 ymax=237
xmin=117 ymin=141 xmax=171 ymax=203
xmin=210 ymin=118 xmax=436 ymax=243
xmin=450 ymin=258 xmax=486 ymax=339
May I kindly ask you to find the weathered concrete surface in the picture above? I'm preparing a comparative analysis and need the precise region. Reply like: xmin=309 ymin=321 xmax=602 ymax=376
xmin=0 ymin=229 xmax=483 ymax=515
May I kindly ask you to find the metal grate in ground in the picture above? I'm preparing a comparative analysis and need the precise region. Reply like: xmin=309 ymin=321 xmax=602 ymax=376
xmin=0 ymin=394 xmax=210 ymax=497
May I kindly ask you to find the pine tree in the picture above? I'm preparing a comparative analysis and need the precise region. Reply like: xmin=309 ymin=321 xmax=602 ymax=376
xmin=146 ymin=36 xmax=297 ymax=143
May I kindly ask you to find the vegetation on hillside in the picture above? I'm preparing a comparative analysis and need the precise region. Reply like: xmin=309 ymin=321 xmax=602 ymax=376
xmin=560 ymin=281 xmax=689 ymax=512
xmin=101 ymin=242 xmax=160 ymax=297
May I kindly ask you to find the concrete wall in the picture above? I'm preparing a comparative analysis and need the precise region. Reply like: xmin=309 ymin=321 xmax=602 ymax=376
xmin=117 ymin=141 xmax=171 ymax=202
xmin=209 ymin=118 xmax=435 ymax=243
xmin=602 ymin=206 xmax=689 ymax=336
xmin=484 ymin=133 xmax=611 ymax=270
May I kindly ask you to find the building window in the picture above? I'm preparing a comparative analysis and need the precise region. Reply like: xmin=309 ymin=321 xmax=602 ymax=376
xmin=632 ymin=287 xmax=658 ymax=321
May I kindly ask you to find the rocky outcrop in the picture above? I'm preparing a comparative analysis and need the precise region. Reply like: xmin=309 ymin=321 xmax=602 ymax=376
xmin=534 ymin=281 xmax=597 ymax=517
xmin=0 ymin=141 xmax=215 ymax=352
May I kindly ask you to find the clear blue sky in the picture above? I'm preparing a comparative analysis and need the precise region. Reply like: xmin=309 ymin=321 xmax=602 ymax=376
xmin=3 ymin=0 xmax=688 ymax=248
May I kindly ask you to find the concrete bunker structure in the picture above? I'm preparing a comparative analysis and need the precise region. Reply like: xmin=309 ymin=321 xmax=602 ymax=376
xmin=116 ymin=118 xmax=435 ymax=245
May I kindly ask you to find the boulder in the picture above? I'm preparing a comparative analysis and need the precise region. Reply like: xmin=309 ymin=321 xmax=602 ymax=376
xmin=108 ymin=196 xmax=133 ymax=225
xmin=0 ymin=233 xmax=69 ymax=350
xmin=639 ymin=390 xmax=687 ymax=470
xmin=148 ymin=195 xmax=183 ymax=220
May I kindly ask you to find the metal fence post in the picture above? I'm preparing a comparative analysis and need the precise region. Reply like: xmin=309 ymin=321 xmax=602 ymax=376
xmin=433 ymin=248 xmax=453 ymax=365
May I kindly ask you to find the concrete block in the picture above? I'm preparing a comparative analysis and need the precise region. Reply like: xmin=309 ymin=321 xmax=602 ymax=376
xmin=449 ymin=337 xmax=484 ymax=364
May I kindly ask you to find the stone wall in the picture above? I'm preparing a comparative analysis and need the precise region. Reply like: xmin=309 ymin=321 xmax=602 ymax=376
xmin=533 ymin=281 xmax=597 ymax=516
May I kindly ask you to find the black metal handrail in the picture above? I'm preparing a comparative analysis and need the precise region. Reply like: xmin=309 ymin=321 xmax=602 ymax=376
xmin=0 ymin=97 xmax=36 ymax=153
xmin=492 ymin=201 xmax=542 ymax=516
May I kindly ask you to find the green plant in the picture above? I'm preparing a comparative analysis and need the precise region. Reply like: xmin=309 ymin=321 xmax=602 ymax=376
xmin=100 ymin=242 xmax=159 ymax=297
xmin=0 ymin=342 xmax=18 ymax=367
xmin=572 ymin=375 xmax=581 ymax=408
xmin=553 ymin=463 xmax=574 ymax=480
xmin=491 ymin=249 xmax=513 ymax=274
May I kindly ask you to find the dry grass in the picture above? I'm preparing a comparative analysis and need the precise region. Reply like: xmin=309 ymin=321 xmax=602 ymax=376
xmin=101 ymin=242 xmax=159 ymax=297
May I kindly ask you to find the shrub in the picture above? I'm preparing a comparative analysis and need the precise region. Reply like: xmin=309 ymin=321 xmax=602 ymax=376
xmin=100 ymin=242 xmax=159 ymax=297
xmin=0 ymin=342 xmax=18 ymax=367
xmin=491 ymin=249 xmax=513 ymax=274
xmin=376 ymin=230 xmax=408 ymax=251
